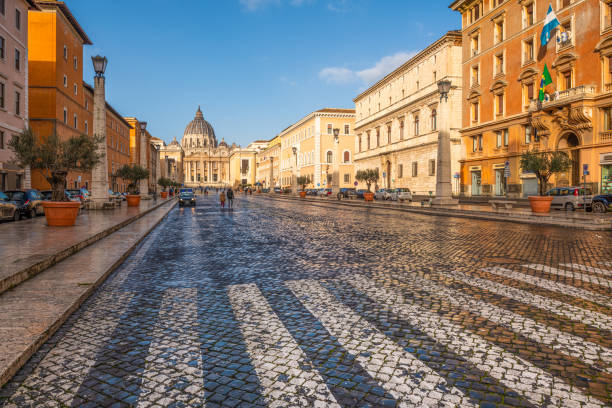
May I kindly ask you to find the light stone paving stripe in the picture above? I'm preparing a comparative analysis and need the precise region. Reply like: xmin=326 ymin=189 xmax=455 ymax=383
xmin=137 ymin=287 xmax=205 ymax=407
xmin=227 ymin=284 xmax=341 ymax=408
xmin=286 ymin=279 xmax=478 ymax=408
xmin=408 ymin=273 xmax=612 ymax=374
xmin=107 ymin=227 xmax=162 ymax=289
xmin=483 ymin=266 xmax=612 ymax=308
xmin=559 ymin=264 xmax=612 ymax=277
xmin=345 ymin=273 xmax=606 ymax=408
xmin=437 ymin=270 xmax=612 ymax=332
xmin=523 ymin=264 xmax=612 ymax=289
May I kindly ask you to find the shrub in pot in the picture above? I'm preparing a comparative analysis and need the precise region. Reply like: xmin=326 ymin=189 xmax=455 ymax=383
xmin=297 ymin=175 xmax=311 ymax=198
xmin=117 ymin=164 xmax=149 ymax=207
xmin=520 ymin=150 xmax=572 ymax=213
xmin=158 ymin=177 xmax=171 ymax=198
xmin=9 ymin=129 xmax=102 ymax=226
xmin=355 ymin=169 xmax=379 ymax=201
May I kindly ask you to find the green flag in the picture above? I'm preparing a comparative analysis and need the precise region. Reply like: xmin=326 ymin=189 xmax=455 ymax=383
xmin=539 ymin=64 xmax=553 ymax=101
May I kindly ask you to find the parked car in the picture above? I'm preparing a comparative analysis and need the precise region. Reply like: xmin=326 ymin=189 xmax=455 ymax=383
xmin=546 ymin=187 xmax=592 ymax=211
xmin=40 ymin=190 xmax=53 ymax=201
xmin=387 ymin=188 xmax=413 ymax=202
xmin=317 ymin=188 xmax=331 ymax=197
xmin=306 ymin=189 xmax=318 ymax=196
xmin=591 ymin=192 xmax=612 ymax=213
xmin=0 ymin=191 xmax=20 ymax=221
xmin=178 ymin=191 xmax=196 ymax=206
xmin=355 ymin=189 xmax=367 ymax=199
xmin=374 ymin=189 xmax=388 ymax=200
xmin=261 ymin=188 xmax=270 ymax=193
xmin=4 ymin=189 xmax=45 ymax=218
xmin=338 ymin=188 xmax=356 ymax=198
xmin=65 ymin=190 xmax=85 ymax=208
xmin=282 ymin=187 xmax=293 ymax=194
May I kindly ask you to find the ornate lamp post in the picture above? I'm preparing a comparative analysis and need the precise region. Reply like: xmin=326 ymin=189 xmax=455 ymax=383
xmin=292 ymin=146 xmax=297 ymax=194
xmin=332 ymin=127 xmax=340 ymax=195
xmin=432 ymin=79 xmax=458 ymax=205
xmin=139 ymin=121 xmax=149 ymax=197
xmin=90 ymin=55 xmax=110 ymax=208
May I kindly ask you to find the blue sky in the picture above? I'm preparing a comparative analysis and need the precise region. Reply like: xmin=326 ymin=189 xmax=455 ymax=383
xmin=72 ymin=0 xmax=459 ymax=145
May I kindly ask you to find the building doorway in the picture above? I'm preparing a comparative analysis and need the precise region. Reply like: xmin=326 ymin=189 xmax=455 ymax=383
xmin=557 ymin=133 xmax=580 ymax=186
xmin=494 ymin=169 xmax=505 ymax=196
xmin=471 ymin=170 xmax=482 ymax=196
xmin=385 ymin=160 xmax=391 ymax=188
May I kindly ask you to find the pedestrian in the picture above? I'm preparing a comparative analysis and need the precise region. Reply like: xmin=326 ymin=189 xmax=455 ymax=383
xmin=219 ymin=190 xmax=226 ymax=208
xmin=227 ymin=187 xmax=234 ymax=208
xmin=249 ymin=188 xmax=252 ymax=196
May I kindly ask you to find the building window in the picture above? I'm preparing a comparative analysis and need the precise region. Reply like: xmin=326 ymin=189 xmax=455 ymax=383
xmin=358 ymin=134 xmax=362 ymax=152
xmin=85 ymin=120 xmax=88 ymax=134
xmin=15 ymin=9 xmax=20 ymax=30
xmin=414 ymin=116 xmax=419 ymax=135
xmin=0 ymin=36 xmax=4 ymax=59
xmin=14 ymin=49 xmax=19 ymax=71
xmin=524 ymin=125 xmax=535 ymax=144
xmin=496 ymin=93 xmax=505 ymax=116
xmin=327 ymin=124 xmax=333 ymax=134
xmin=429 ymin=159 xmax=436 ymax=176
xmin=560 ymin=69 xmax=573 ymax=90
xmin=496 ymin=131 xmax=502 ymax=148
xmin=559 ymin=0 xmax=572 ymax=10
xmin=557 ymin=20 xmax=573 ymax=50
xmin=343 ymin=174 xmax=350 ymax=183
xmin=0 ymin=131 xmax=4 ymax=149
xmin=398 ymin=164 xmax=403 ymax=178
xmin=431 ymin=109 xmax=437 ymax=131
xmin=471 ymin=33 xmax=480 ymax=56
xmin=326 ymin=151 xmax=333 ymax=163
xmin=471 ymin=65 xmax=479 ymax=86
xmin=376 ymin=128 xmax=380 ymax=146
xmin=603 ymin=107 xmax=612 ymax=131
xmin=63 ymin=108 xmax=67 ymax=123
xmin=494 ymin=53 xmax=504 ymax=76
xmin=0 ymin=0 xmax=4 ymax=16
xmin=367 ymin=131 xmax=371 ymax=149
xmin=63 ymin=75 xmax=67 ymax=87
xmin=468 ymin=1 xmax=482 ymax=24
xmin=412 ymin=162 xmax=418 ymax=177
xmin=14 ymin=91 xmax=19 ymax=115
xmin=387 ymin=124 xmax=391 ymax=144
xmin=523 ymin=2 xmax=534 ymax=27
xmin=73 ymin=83 xmax=77 ymax=95
xmin=74 ymin=56 xmax=78 ymax=70
xmin=472 ymin=135 xmax=483 ymax=151
xmin=73 ymin=114 xmax=77 ymax=128
xmin=416 ymin=81 xmax=420 ymax=91
xmin=523 ymin=81 xmax=535 ymax=108
xmin=472 ymin=101 xmax=479 ymax=123
xmin=523 ymin=38 xmax=534 ymax=63
xmin=494 ymin=18 xmax=505 ymax=44
xmin=343 ymin=151 xmax=350 ymax=163
xmin=85 ymin=100 xmax=88 ymax=110
xmin=399 ymin=120 xmax=404 ymax=139
xmin=344 ymin=124 xmax=349 ymax=134
xmin=433 ymin=71 xmax=437 ymax=83
xmin=0 ymin=82 xmax=4 ymax=108
xmin=63 ymin=45 xmax=68 ymax=60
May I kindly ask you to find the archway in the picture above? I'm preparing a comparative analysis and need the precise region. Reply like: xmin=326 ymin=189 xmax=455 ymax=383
xmin=556 ymin=133 xmax=580 ymax=186
xmin=386 ymin=160 xmax=391 ymax=188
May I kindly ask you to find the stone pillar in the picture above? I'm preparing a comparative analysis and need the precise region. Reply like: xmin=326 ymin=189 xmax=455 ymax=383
xmin=208 ymin=161 xmax=212 ymax=184
xmin=432 ymin=90 xmax=458 ymax=206
xmin=91 ymin=75 xmax=109 ymax=206
xmin=269 ymin=157 xmax=274 ymax=189
xmin=332 ymin=137 xmax=340 ymax=194
xmin=139 ymin=127 xmax=149 ymax=196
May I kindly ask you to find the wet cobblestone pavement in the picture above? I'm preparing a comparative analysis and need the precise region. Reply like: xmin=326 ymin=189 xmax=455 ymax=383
xmin=1 ymin=195 xmax=611 ymax=407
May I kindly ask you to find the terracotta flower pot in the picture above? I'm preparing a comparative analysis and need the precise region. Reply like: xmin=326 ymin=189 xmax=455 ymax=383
xmin=364 ymin=192 xmax=374 ymax=201
xmin=126 ymin=195 xmax=141 ymax=207
xmin=528 ymin=196 xmax=553 ymax=213
xmin=42 ymin=201 xmax=80 ymax=227
xmin=161 ymin=191 xmax=168 ymax=199
xmin=299 ymin=191 xmax=307 ymax=198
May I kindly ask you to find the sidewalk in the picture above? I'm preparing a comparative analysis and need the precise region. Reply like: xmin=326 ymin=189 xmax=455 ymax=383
xmin=0 ymin=198 xmax=173 ymax=296
xmin=263 ymin=195 xmax=612 ymax=230
xmin=0 ymin=199 xmax=176 ymax=387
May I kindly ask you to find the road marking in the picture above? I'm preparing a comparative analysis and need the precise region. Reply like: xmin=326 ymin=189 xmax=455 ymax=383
xmin=437 ymin=270 xmax=612 ymax=332
xmin=345 ymin=274 xmax=605 ymax=408
xmin=286 ymin=279 xmax=477 ymax=408
xmin=406 ymin=273 xmax=612 ymax=373
xmin=559 ymin=263 xmax=612 ymax=277
xmin=227 ymin=284 xmax=340 ymax=407
xmin=523 ymin=264 xmax=612 ymax=288
xmin=483 ymin=266 xmax=612 ymax=308
xmin=137 ymin=288 xmax=205 ymax=407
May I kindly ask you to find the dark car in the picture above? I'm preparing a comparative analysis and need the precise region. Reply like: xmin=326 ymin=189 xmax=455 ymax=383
xmin=273 ymin=187 xmax=282 ymax=194
xmin=591 ymin=193 xmax=612 ymax=213
xmin=282 ymin=187 xmax=292 ymax=194
xmin=40 ymin=190 xmax=53 ymax=201
xmin=0 ymin=191 xmax=20 ymax=221
xmin=306 ymin=189 xmax=318 ymax=196
xmin=355 ymin=189 xmax=367 ymax=199
xmin=338 ymin=188 xmax=356 ymax=198
xmin=178 ymin=191 xmax=196 ymax=207
xmin=4 ymin=189 xmax=44 ymax=218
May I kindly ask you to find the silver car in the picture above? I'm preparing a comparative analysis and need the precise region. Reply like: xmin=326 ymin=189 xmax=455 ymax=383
xmin=388 ymin=188 xmax=413 ymax=202
xmin=546 ymin=187 xmax=592 ymax=211
xmin=374 ymin=189 xmax=388 ymax=200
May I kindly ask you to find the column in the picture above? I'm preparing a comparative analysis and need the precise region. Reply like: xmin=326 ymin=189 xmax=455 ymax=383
xmin=91 ymin=74 xmax=109 ymax=205
xmin=432 ymin=88 xmax=458 ymax=205
xmin=139 ymin=127 xmax=149 ymax=196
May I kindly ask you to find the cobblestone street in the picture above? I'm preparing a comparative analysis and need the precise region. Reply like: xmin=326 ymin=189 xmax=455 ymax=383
xmin=1 ymin=195 xmax=611 ymax=407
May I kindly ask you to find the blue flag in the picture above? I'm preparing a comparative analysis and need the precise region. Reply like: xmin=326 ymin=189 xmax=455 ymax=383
xmin=540 ymin=4 xmax=560 ymax=46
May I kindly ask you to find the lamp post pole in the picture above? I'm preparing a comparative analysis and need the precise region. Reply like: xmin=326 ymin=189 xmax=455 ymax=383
xmin=90 ymin=55 xmax=110 ymax=208
xmin=332 ymin=128 xmax=340 ymax=195
xmin=432 ymin=79 xmax=458 ymax=206
xmin=269 ymin=157 xmax=274 ymax=191
xmin=292 ymin=146 xmax=297 ymax=194
xmin=139 ymin=121 xmax=149 ymax=197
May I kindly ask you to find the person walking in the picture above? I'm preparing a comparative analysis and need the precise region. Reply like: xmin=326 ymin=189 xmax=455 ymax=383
xmin=227 ymin=187 xmax=234 ymax=209
xmin=219 ymin=190 xmax=226 ymax=208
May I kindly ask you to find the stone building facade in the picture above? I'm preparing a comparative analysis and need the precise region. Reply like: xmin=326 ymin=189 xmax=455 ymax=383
xmin=279 ymin=108 xmax=356 ymax=191
xmin=256 ymin=136 xmax=280 ymax=188
xmin=354 ymin=31 xmax=463 ymax=196
xmin=451 ymin=0 xmax=612 ymax=196
xmin=157 ymin=137 xmax=183 ymax=184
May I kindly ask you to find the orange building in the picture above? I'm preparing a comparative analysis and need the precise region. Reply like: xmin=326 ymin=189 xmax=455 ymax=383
xmin=451 ymin=0 xmax=612 ymax=197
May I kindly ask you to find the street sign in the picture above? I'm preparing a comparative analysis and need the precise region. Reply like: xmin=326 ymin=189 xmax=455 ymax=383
xmin=317 ymin=183 xmax=320 ymax=187
xmin=453 ymin=172 xmax=460 ymax=179
xmin=583 ymin=164 xmax=589 ymax=176
xmin=77 ymin=175 xmax=81 ymax=182
xmin=354 ymin=181 xmax=358 ymax=186
xmin=382 ymin=172 xmax=386 ymax=178
xmin=504 ymin=161 xmax=510 ymax=178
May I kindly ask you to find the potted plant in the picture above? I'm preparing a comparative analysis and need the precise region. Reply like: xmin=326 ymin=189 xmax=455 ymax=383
xmin=117 ymin=164 xmax=149 ymax=207
xmin=158 ymin=177 xmax=171 ymax=198
xmin=355 ymin=169 xmax=379 ymax=201
xmin=520 ymin=150 xmax=572 ymax=213
xmin=297 ymin=175 xmax=311 ymax=198
xmin=9 ymin=130 xmax=102 ymax=226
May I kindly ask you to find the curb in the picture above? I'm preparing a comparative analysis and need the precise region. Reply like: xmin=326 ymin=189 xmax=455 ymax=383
xmin=0 ymin=198 xmax=176 ymax=296
xmin=0 ymin=200 xmax=177 ymax=388
xmin=260 ymin=195 xmax=612 ymax=231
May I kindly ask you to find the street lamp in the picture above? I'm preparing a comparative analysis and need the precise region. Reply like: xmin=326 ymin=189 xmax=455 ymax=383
xmin=292 ymin=146 xmax=297 ymax=194
xmin=333 ymin=127 xmax=340 ymax=142
xmin=91 ymin=55 xmax=107 ymax=77
xmin=138 ymin=120 xmax=149 ymax=197
xmin=332 ymin=128 xmax=340 ymax=195
xmin=89 ymin=56 xmax=109 ymax=207
xmin=432 ymin=79 xmax=458 ymax=205
xmin=139 ymin=121 xmax=147 ymax=132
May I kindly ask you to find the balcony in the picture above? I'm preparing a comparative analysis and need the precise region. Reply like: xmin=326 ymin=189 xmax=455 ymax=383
xmin=528 ymin=85 xmax=597 ymax=112
xmin=601 ymin=131 xmax=612 ymax=141
xmin=605 ymin=83 xmax=612 ymax=92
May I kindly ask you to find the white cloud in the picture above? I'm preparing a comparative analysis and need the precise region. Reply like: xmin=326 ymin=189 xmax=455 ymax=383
xmin=239 ymin=0 xmax=311 ymax=11
xmin=327 ymin=0 xmax=349 ymax=12
xmin=319 ymin=51 xmax=416 ymax=86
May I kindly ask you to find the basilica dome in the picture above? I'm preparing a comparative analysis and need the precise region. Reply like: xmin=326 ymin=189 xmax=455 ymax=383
xmin=182 ymin=106 xmax=217 ymax=148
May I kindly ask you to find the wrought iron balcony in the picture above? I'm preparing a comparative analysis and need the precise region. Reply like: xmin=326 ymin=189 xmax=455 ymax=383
xmin=528 ymin=85 xmax=597 ymax=112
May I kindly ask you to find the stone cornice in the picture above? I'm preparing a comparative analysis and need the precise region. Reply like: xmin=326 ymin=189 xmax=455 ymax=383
xmin=277 ymin=109 xmax=355 ymax=139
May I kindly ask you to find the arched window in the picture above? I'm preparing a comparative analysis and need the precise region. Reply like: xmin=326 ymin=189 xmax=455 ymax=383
xmin=326 ymin=151 xmax=333 ymax=163
xmin=431 ymin=109 xmax=437 ymax=131
xmin=343 ymin=151 xmax=350 ymax=163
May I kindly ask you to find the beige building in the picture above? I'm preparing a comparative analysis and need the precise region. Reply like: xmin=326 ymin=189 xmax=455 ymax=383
xmin=279 ymin=108 xmax=356 ymax=191
xmin=256 ymin=136 xmax=280 ymax=188
xmin=354 ymin=31 xmax=463 ymax=196
xmin=229 ymin=147 xmax=257 ymax=187
xmin=157 ymin=136 xmax=183 ymax=184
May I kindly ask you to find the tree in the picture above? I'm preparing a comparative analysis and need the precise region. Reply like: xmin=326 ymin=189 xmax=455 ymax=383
xmin=9 ymin=129 xmax=103 ymax=201
xmin=296 ymin=175 xmax=311 ymax=191
xmin=117 ymin=164 xmax=149 ymax=195
xmin=158 ymin=177 xmax=172 ymax=192
xmin=520 ymin=150 xmax=573 ymax=196
xmin=355 ymin=168 xmax=380 ymax=192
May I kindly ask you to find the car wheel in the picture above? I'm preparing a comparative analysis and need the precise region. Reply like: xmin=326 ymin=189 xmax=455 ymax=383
xmin=13 ymin=211 xmax=20 ymax=221
xmin=592 ymin=202 xmax=607 ymax=213
xmin=27 ymin=208 xmax=35 ymax=218
xmin=565 ymin=202 xmax=574 ymax=212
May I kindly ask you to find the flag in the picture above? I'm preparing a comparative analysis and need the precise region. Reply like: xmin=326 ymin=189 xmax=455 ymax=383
xmin=539 ymin=64 xmax=553 ymax=101
xmin=540 ymin=4 xmax=560 ymax=46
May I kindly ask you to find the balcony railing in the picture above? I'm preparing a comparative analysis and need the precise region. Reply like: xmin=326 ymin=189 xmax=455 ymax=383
xmin=601 ymin=131 xmax=612 ymax=141
xmin=528 ymin=85 xmax=597 ymax=111
xmin=605 ymin=83 xmax=612 ymax=92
